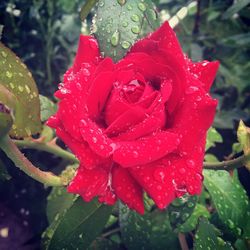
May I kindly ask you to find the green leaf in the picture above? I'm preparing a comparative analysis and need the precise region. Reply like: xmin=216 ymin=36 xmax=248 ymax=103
xmin=39 ymin=95 xmax=57 ymax=122
xmin=46 ymin=186 xmax=75 ymax=224
xmin=167 ymin=194 xmax=198 ymax=231
xmin=43 ymin=197 xmax=113 ymax=250
xmin=0 ymin=84 xmax=17 ymax=137
xmin=0 ymin=158 xmax=11 ymax=181
xmin=119 ymin=203 xmax=180 ymax=250
xmin=0 ymin=42 xmax=41 ymax=137
xmin=178 ymin=204 xmax=210 ymax=233
xmin=94 ymin=0 xmax=160 ymax=61
xmin=206 ymin=127 xmax=223 ymax=151
xmin=221 ymin=33 xmax=250 ymax=47
xmin=235 ymin=239 xmax=249 ymax=250
xmin=223 ymin=0 xmax=250 ymax=19
xmin=194 ymin=218 xmax=234 ymax=250
xmin=203 ymin=170 xmax=250 ymax=238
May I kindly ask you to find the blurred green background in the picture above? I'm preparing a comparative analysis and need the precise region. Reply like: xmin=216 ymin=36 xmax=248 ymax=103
xmin=0 ymin=0 xmax=249 ymax=249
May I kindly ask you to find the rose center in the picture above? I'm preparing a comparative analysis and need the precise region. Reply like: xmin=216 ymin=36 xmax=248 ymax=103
xmin=122 ymin=79 xmax=145 ymax=103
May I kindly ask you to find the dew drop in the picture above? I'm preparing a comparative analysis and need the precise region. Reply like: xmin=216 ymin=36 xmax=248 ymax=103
xmin=18 ymin=85 xmax=24 ymax=92
xmin=1 ymin=51 xmax=7 ymax=58
xmin=122 ymin=21 xmax=128 ymax=27
xmin=186 ymin=159 xmax=195 ymax=168
xmin=185 ymin=86 xmax=199 ymax=94
xmin=131 ymin=14 xmax=140 ymax=22
xmin=154 ymin=168 xmax=165 ymax=183
xmin=6 ymin=71 xmax=12 ymax=78
xmin=131 ymin=26 xmax=140 ymax=34
xmin=117 ymin=0 xmax=126 ymax=5
xmin=9 ymin=82 xmax=15 ymax=89
xmin=121 ymin=41 xmax=131 ymax=49
xmin=138 ymin=3 xmax=146 ymax=12
xmin=133 ymin=150 xmax=139 ymax=158
xmin=99 ymin=1 xmax=104 ymax=7
xmin=111 ymin=30 xmax=120 ymax=46
xmin=127 ymin=4 xmax=133 ymax=10
xmin=227 ymin=219 xmax=234 ymax=229
xmin=148 ymin=9 xmax=157 ymax=20
xmin=25 ymin=85 xmax=31 ymax=94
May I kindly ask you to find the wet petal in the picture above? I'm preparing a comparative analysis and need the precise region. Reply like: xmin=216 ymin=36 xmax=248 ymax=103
xmin=113 ymin=131 xmax=180 ymax=167
xmin=112 ymin=166 xmax=144 ymax=214
xmin=68 ymin=165 xmax=109 ymax=202
xmin=188 ymin=60 xmax=219 ymax=91
xmin=73 ymin=35 xmax=100 ymax=72
xmin=56 ymin=127 xmax=108 ymax=169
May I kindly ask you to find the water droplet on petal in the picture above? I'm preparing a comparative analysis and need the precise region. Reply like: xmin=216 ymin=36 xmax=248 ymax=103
xmin=154 ymin=168 xmax=165 ymax=183
xmin=185 ymin=86 xmax=199 ymax=94
xmin=186 ymin=159 xmax=195 ymax=168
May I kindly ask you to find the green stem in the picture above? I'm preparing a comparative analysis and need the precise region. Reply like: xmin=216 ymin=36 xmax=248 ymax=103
xmin=0 ymin=136 xmax=63 ymax=186
xmin=203 ymin=153 xmax=250 ymax=170
xmin=13 ymin=139 xmax=79 ymax=163
xmin=80 ymin=0 xmax=99 ymax=21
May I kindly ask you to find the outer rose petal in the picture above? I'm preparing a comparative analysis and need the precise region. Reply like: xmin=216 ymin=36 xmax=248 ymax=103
xmin=68 ymin=164 xmax=115 ymax=203
xmin=188 ymin=60 xmax=219 ymax=91
xmin=113 ymin=131 xmax=180 ymax=167
xmin=73 ymin=35 xmax=100 ymax=72
xmin=112 ymin=166 xmax=144 ymax=214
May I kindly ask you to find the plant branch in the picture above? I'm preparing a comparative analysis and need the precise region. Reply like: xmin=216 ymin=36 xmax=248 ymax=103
xmin=0 ymin=136 xmax=64 ymax=186
xmin=80 ymin=0 xmax=99 ymax=21
xmin=178 ymin=233 xmax=189 ymax=250
xmin=203 ymin=153 xmax=250 ymax=170
xmin=13 ymin=139 xmax=78 ymax=163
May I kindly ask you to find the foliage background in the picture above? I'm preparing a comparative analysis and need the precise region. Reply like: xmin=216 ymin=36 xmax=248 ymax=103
xmin=0 ymin=0 xmax=249 ymax=249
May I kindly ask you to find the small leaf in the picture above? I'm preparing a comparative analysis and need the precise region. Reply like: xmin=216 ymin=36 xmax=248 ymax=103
xmin=119 ymin=202 xmax=180 ymax=250
xmin=223 ymin=0 xmax=250 ymax=19
xmin=0 ymin=42 xmax=41 ymax=137
xmin=237 ymin=120 xmax=250 ymax=170
xmin=44 ymin=197 xmax=113 ymax=250
xmin=206 ymin=127 xmax=223 ymax=151
xmin=167 ymin=194 xmax=198 ymax=231
xmin=178 ymin=204 xmax=210 ymax=233
xmin=39 ymin=95 xmax=57 ymax=122
xmin=194 ymin=218 xmax=234 ymax=250
xmin=203 ymin=170 xmax=250 ymax=238
xmin=94 ymin=0 xmax=160 ymax=61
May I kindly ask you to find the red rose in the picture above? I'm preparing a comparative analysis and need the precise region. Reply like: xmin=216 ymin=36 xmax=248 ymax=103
xmin=47 ymin=22 xmax=218 ymax=214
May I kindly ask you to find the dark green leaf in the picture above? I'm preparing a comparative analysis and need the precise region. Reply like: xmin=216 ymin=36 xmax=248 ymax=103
xmin=194 ymin=218 xmax=234 ymax=250
xmin=0 ymin=158 xmax=11 ymax=181
xmin=119 ymin=203 xmax=180 ymax=250
xmin=234 ymin=239 xmax=249 ymax=250
xmin=94 ymin=0 xmax=160 ymax=61
xmin=0 ymin=42 xmax=41 ymax=137
xmin=178 ymin=204 xmax=210 ymax=233
xmin=206 ymin=127 xmax=223 ymax=151
xmin=223 ymin=0 xmax=250 ymax=19
xmin=46 ymin=186 xmax=75 ymax=224
xmin=203 ymin=170 xmax=250 ymax=238
xmin=44 ymin=197 xmax=113 ymax=250
xmin=221 ymin=33 xmax=250 ymax=47
xmin=167 ymin=195 xmax=198 ymax=231
xmin=39 ymin=95 xmax=57 ymax=122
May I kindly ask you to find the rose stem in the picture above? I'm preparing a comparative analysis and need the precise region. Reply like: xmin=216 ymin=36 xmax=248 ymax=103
xmin=0 ymin=135 xmax=63 ymax=186
xmin=13 ymin=139 xmax=79 ymax=164
xmin=203 ymin=153 xmax=250 ymax=170
xmin=178 ymin=233 xmax=189 ymax=250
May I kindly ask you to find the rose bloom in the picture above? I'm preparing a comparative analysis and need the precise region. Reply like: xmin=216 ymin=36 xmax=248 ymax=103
xmin=47 ymin=22 xmax=219 ymax=214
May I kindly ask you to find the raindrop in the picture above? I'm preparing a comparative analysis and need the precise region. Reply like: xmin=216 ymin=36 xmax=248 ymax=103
xmin=227 ymin=219 xmax=234 ymax=229
xmin=1 ymin=51 xmax=7 ymax=58
xmin=131 ymin=14 xmax=140 ymax=22
xmin=99 ymin=1 xmax=104 ymax=7
xmin=121 ymin=41 xmax=131 ymax=49
xmin=131 ymin=26 xmax=140 ymax=34
xmin=153 ymin=168 xmax=165 ymax=183
xmin=111 ymin=30 xmax=120 ymax=47
xmin=148 ymin=9 xmax=157 ymax=20
xmin=9 ymin=82 xmax=15 ymax=89
xmin=138 ymin=3 xmax=146 ymax=12
xmin=117 ymin=0 xmax=126 ymax=5
xmin=122 ymin=21 xmax=128 ymax=27
xmin=133 ymin=150 xmax=138 ymax=158
xmin=18 ymin=85 xmax=24 ymax=92
xmin=185 ymin=86 xmax=199 ymax=94
xmin=6 ymin=71 xmax=12 ymax=78
xmin=186 ymin=159 xmax=195 ymax=168
xmin=25 ymin=85 xmax=31 ymax=94
xmin=179 ymin=168 xmax=186 ymax=174
xmin=127 ymin=4 xmax=133 ymax=10
xmin=92 ymin=137 xmax=97 ymax=143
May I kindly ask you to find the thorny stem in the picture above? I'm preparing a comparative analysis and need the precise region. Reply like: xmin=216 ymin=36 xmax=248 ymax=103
xmin=0 ymin=136 xmax=63 ymax=186
xmin=203 ymin=153 xmax=250 ymax=170
xmin=13 ymin=139 xmax=79 ymax=163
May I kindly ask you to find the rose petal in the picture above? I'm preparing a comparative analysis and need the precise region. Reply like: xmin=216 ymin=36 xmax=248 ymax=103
xmin=113 ymin=131 xmax=180 ymax=167
xmin=68 ymin=165 xmax=111 ymax=202
xmin=188 ymin=60 xmax=219 ymax=91
xmin=80 ymin=117 xmax=114 ymax=158
xmin=112 ymin=166 xmax=144 ymax=214
xmin=87 ymin=71 xmax=115 ymax=118
xmin=73 ymin=35 xmax=100 ymax=72
xmin=129 ymin=161 xmax=175 ymax=209
xmin=56 ymin=127 xmax=108 ymax=169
